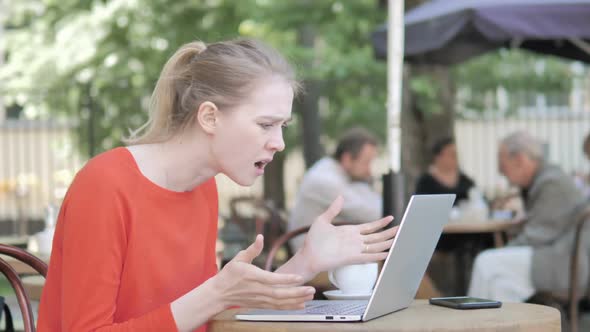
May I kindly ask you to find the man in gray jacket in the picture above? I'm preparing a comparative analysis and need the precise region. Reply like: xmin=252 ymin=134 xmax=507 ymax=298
xmin=288 ymin=127 xmax=382 ymax=250
xmin=468 ymin=131 xmax=588 ymax=302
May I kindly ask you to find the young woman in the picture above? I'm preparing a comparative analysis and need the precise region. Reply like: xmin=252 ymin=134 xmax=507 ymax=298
xmin=37 ymin=39 xmax=396 ymax=331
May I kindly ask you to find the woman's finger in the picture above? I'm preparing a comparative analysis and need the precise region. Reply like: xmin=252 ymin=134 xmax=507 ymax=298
xmin=362 ymin=225 xmax=398 ymax=244
xmin=270 ymin=293 xmax=314 ymax=307
xmin=233 ymin=234 xmax=264 ymax=263
xmin=242 ymin=265 xmax=303 ymax=285
xmin=242 ymin=292 xmax=314 ymax=309
xmin=359 ymin=216 xmax=394 ymax=235
xmin=274 ymin=295 xmax=314 ymax=310
xmin=364 ymin=239 xmax=394 ymax=253
xmin=243 ymin=298 xmax=307 ymax=311
xmin=317 ymin=195 xmax=344 ymax=224
xmin=256 ymin=283 xmax=315 ymax=300
xmin=351 ymin=252 xmax=389 ymax=265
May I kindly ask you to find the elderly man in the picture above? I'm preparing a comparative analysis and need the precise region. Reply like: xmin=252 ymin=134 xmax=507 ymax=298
xmin=288 ymin=127 xmax=382 ymax=250
xmin=468 ymin=131 xmax=587 ymax=302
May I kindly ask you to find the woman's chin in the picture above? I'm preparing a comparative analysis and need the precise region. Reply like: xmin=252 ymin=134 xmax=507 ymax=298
xmin=228 ymin=174 xmax=258 ymax=187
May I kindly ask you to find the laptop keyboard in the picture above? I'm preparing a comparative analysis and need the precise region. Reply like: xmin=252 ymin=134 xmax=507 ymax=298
xmin=305 ymin=301 xmax=367 ymax=315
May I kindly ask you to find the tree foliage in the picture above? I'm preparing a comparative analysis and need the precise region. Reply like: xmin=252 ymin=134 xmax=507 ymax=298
xmin=452 ymin=49 xmax=586 ymax=116
xmin=2 ymin=0 xmax=387 ymax=157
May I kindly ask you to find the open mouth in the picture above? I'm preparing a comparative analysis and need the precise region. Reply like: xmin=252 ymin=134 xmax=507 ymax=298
xmin=255 ymin=160 xmax=270 ymax=170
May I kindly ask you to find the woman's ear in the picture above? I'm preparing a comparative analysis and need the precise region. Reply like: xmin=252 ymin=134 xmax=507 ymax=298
xmin=196 ymin=101 xmax=218 ymax=134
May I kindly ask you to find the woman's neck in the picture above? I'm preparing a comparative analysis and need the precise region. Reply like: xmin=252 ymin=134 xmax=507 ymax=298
xmin=429 ymin=165 xmax=459 ymax=187
xmin=128 ymin=134 xmax=218 ymax=192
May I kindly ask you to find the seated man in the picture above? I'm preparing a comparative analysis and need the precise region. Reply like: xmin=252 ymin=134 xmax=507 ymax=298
xmin=288 ymin=127 xmax=382 ymax=251
xmin=468 ymin=131 xmax=588 ymax=302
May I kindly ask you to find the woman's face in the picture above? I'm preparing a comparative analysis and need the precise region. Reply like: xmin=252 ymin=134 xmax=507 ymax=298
xmin=435 ymin=143 xmax=458 ymax=171
xmin=211 ymin=76 xmax=294 ymax=186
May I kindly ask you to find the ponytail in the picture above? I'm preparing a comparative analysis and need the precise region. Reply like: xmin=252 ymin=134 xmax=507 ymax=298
xmin=124 ymin=41 xmax=206 ymax=144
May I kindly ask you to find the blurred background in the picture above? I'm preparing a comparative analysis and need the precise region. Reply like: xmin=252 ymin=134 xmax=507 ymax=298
xmin=1 ymin=0 xmax=588 ymax=233
xmin=2 ymin=0 xmax=590 ymax=329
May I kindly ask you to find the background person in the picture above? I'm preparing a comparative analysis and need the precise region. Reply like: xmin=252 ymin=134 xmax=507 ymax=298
xmin=288 ymin=127 xmax=382 ymax=251
xmin=414 ymin=137 xmax=482 ymax=296
xmin=415 ymin=137 xmax=476 ymax=205
xmin=468 ymin=131 xmax=587 ymax=302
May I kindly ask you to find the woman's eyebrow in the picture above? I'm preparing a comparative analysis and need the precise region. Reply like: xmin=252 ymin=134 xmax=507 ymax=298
xmin=257 ymin=115 xmax=293 ymax=122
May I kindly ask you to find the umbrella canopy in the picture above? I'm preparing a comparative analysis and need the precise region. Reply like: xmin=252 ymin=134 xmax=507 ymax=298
xmin=372 ymin=0 xmax=590 ymax=65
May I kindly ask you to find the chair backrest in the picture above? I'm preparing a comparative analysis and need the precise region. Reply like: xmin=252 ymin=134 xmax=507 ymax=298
xmin=225 ymin=196 xmax=290 ymax=267
xmin=566 ymin=203 xmax=590 ymax=332
xmin=0 ymin=244 xmax=48 ymax=332
xmin=264 ymin=225 xmax=310 ymax=271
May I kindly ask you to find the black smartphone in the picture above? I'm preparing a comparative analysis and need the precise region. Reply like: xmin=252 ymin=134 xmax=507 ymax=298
xmin=429 ymin=296 xmax=502 ymax=309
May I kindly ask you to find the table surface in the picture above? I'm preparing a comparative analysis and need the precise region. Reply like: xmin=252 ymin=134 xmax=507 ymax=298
xmin=209 ymin=299 xmax=561 ymax=332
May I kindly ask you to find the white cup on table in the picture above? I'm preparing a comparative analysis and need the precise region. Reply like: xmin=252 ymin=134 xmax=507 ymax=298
xmin=328 ymin=262 xmax=378 ymax=294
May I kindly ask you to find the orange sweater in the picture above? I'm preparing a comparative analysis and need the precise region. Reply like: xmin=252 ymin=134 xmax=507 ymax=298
xmin=37 ymin=147 xmax=218 ymax=331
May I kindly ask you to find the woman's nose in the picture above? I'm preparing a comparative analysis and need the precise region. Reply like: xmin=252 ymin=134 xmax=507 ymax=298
xmin=267 ymin=130 xmax=285 ymax=152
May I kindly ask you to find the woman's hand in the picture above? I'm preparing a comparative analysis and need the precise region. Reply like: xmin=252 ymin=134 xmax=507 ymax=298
xmin=211 ymin=235 xmax=316 ymax=310
xmin=300 ymin=196 xmax=398 ymax=275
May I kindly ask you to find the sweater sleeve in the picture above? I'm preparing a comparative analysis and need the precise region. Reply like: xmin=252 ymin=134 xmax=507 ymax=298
xmin=508 ymin=178 xmax=578 ymax=247
xmin=58 ymin=168 xmax=179 ymax=331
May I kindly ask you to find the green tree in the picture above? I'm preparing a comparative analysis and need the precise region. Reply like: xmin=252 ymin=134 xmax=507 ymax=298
xmin=2 ymin=0 xmax=389 ymax=209
xmin=453 ymin=49 xmax=577 ymax=116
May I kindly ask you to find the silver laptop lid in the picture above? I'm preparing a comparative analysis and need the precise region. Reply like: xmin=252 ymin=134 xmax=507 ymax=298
xmin=363 ymin=194 xmax=455 ymax=321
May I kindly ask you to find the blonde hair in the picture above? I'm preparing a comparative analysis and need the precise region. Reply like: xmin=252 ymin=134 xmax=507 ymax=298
xmin=125 ymin=38 xmax=301 ymax=144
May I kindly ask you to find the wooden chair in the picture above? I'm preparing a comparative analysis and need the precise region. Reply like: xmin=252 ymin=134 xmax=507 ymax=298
xmin=528 ymin=204 xmax=590 ymax=332
xmin=223 ymin=196 xmax=290 ymax=268
xmin=0 ymin=244 xmax=48 ymax=332
xmin=560 ymin=204 xmax=590 ymax=332
xmin=264 ymin=224 xmax=311 ymax=272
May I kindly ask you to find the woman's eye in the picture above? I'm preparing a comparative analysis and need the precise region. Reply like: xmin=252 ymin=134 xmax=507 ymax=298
xmin=281 ymin=123 xmax=289 ymax=129
xmin=259 ymin=123 xmax=273 ymax=129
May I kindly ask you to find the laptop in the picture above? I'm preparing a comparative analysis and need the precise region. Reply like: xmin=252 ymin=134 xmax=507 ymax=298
xmin=236 ymin=194 xmax=456 ymax=322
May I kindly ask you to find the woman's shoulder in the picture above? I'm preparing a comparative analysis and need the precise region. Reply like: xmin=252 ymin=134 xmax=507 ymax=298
xmin=416 ymin=172 xmax=436 ymax=184
xmin=458 ymin=171 xmax=475 ymax=186
xmin=73 ymin=147 xmax=136 ymax=187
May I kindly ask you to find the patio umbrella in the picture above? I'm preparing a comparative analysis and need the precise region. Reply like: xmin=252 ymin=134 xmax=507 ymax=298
xmin=376 ymin=0 xmax=590 ymax=218
xmin=372 ymin=0 xmax=590 ymax=65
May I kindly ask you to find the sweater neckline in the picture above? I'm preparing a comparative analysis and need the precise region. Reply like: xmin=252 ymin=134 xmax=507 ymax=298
xmin=116 ymin=147 xmax=202 ymax=199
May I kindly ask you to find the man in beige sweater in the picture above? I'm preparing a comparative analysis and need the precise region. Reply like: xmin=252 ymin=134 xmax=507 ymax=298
xmin=288 ymin=127 xmax=382 ymax=251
